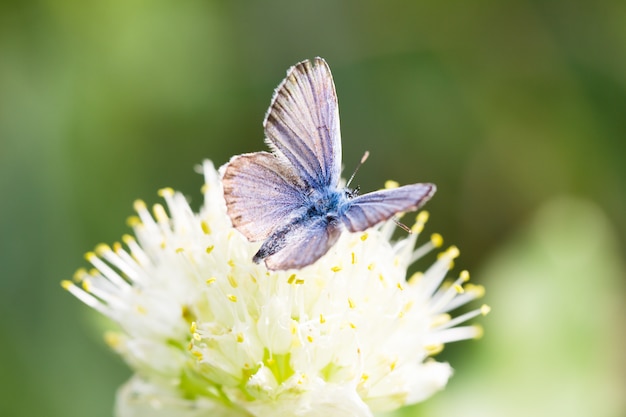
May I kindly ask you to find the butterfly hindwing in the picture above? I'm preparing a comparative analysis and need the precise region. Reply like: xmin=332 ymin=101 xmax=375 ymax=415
xmin=341 ymin=183 xmax=436 ymax=232
xmin=264 ymin=57 xmax=341 ymax=189
xmin=254 ymin=216 xmax=342 ymax=270
xmin=222 ymin=152 xmax=308 ymax=241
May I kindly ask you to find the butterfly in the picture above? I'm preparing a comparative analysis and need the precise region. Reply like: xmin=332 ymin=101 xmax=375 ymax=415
xmin=222 ymin=57 xmax=435 ymax=271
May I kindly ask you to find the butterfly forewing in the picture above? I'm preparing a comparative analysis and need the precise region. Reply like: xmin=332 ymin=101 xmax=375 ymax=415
xmin=263 ymin=57 xmax=342 ymax=189
xmin=222 ymin=152 xmax=308 ymax=241
xmin=341 ymin=184 xmax=436 ymax=232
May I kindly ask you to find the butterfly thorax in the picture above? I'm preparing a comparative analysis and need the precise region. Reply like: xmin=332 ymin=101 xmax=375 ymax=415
xmin=305 ymin=188 xmax=350 ymax=219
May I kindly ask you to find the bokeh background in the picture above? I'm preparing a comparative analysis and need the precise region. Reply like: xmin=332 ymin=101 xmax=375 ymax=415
xmin=1 ymin=1 xmax=625 ymax=416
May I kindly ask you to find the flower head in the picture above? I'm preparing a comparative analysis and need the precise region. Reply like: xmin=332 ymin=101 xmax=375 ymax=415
xmin=63 ymin=160 xmax=487 ymax=417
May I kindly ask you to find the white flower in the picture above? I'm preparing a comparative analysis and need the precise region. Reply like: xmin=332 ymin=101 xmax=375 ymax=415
xmin=63 ymin=160 xmax=487 ymax=417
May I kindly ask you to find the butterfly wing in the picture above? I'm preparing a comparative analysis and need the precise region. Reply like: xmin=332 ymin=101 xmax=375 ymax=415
xmin=222 ymin=152 xmax=308 ymax=241
xmin=341 ymin=183 xmax=436 ymax=232
xmin=253 ymin=216 xmax=342 ymax=271
xmin=263 ymin=57 xmax=341 ymax=190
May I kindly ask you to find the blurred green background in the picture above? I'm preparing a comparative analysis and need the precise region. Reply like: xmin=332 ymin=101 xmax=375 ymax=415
xmin=1 ymin=1 xmax=625 ymax=416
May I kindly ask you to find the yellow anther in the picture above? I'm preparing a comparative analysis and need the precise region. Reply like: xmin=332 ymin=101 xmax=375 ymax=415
xmin=190 ymin=321 xmax=197 ymax=333
xmin=60 ymin=280 xmax=73 ymax=290
xmin=349 ymin=322 xmax=356 ymax=329
xmin=112 ymin=242 xmax=122 ymax=252
xmin=88 ymin=268 xmax=98 ymax=276
xmin=266 ymin=357 xmax=275 ymax=366
xmin=193 ymin=332 xmax=202 ymax=341
xmin=81 ymin=280 xmax=91 ymax=292
xmin=122 ymin=234 xmax=135 ymax=245
xmin=307 ymin=335 xmax=314 ymax=343
xmin=295 ymin=279 xmax=305 ymax=285
xmin=331 ymin=265 xmax=342 ymax=272
xmin=351 ymin=252 xmax=356 ymax=264
xmin=430 ymin=233 xmax=443 ymax=248
xmin=425 ymin=344 xmax=444 ymax=355
xmin=407 ymin=271 xmax=423 ymax=285
xmin=348 ymin=298 xmax=356 ymax=309
xmin=228 ymin=259 xmax=235 ymax=267
xmin=175 ymin=247 xmax=184 ymax=254
xmin=206 ymin=277 xmax=216 ymax=285
xmin=126 ymin=216 xmax=141 ymax=227
xmin=133 ymin=199 xmax=147 ymax=212
xmin=360 ymin=373 xmax=369 ymax=382
xmin=397 ymin=283 xmax=404 ymax=291
xmin=153 ymin=204 xmax=169 ymax=222
xmin=454 ymin=284 xmax=464 ymax=294
xmin=390 ymin=359 xmax=398 ymax=371
xmin=192 ymin=350 xmax=203 ymax=360
xmin=379 ymin=274 xmax=385 ymax=282
xmin=157 ymin=187 xmax=174 ymax=197
xmin=206 ymin=245 xmax=214 ymax=254
xmin=227 ymin=294 xmax=237 ymax=302
xmin=287 ymin=274 xmax=297 ymax=284
xmin=447 ymin=245 xmax=460 ymax=259
xmin=84 ymin=251 xmax=96 ymax=262
xmin=319 ymin=314 xmax=326 ymax=324
xmin=466 ymin=283 xmax=486 ymax=298
xmin=360 ymin=232 xmax=368 ymax=241
xmin=104 ymin=332 xmax=121 ymax=348
xmin=227 ymin=275 xmax=238 ymax=288
xmin=367 ymin=263 xmax=375 ymax=271
xmin=473 ymin=324 xmax=484 ymax=339
xmin=481 ymin=304 xmax=491 ymax=316
xmin=201 ymin=221 xmax=211 ymax=235
xmin=237 ymin=333 xmax=244 ymax=343
xmin=411 ymin=222 xmax=424 ymax=234
xmin=135 ymin=305 xmax=147 ymax=315
xmin=431 ymin=313 xmax=451 ymax=327
xmin=73 ymin=268 xmax=87 ymax=282
xmin=385 ymin=180 xmax=400 ymax=189
xmin=95 ymin=243 xmax=111 ymax=256
xmin=416 ymin=210 xmax=429 ymax=224
xmin=460 ymin=270 xmax=470 ymax=282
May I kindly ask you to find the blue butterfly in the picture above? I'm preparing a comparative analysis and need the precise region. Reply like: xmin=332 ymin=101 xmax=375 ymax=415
xmin=222 ymin=57 xmax=435 ymax=271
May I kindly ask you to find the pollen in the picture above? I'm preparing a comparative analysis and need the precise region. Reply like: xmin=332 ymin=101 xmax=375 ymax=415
xmin=351 ymin=252 xmax=356 ymax=264
xmin=227 ymin=275 xmax=238 ymax=288
xmin=384 ymin=180 xmax=400 ymax=189
xmin=133 ymin=199 xmax=147 ymax=213
xmin=331 ymin=265 xmax=342 ymax=272
xmin=153 ymin=204 xmax=169 ymax=222
xmin=104 ymin=332 xmax=121 ymax=348
xmin=360 ymin=232 xmax=368 ymax=241
xmin=430 ymin=233 xmax=443 ymax=248
xmin=307 ymin=335 xmax=314 ymax=343
xmin=481 ymin=304 xmax=491 ymax=316
xmin=95 ymin=243 xmax=112 ymax=256
xmin=367 ymin=263 xmax=375 ymax=271
xmin=348 ymin=298 xmax=356 ymax=309
xmin=157 ymin=187 xmax=174 ymax=198
xmin=319 ymin=314 xmax=326 ymax=324
xmin=287 ymin=274 xmax=297 ymax=284
xmin=206 ymin=245 xmax=214 ymax=254
xmin=206 ymin=277 xmax=216 ymax=285
xmin=237 ymin=333 xmax=245 ymax=343
xmin=201 ymin=221 xmax=211 ymax=235
xmin=227 ymin=294 xmax=237 ymax=302
xmin=126 ymin=215 xmax=141 ymax=227
xmin=175 ymin=247 xmax=184 ymax=254
xmin=228 ymin=259 xmax=235 ymax=267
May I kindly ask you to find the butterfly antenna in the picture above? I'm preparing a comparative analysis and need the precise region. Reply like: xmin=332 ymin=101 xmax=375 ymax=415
xmin=346 ymin=151 xmax=370 ymax=188
xmin=393 ymin=218 xmax=413 ymax=234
